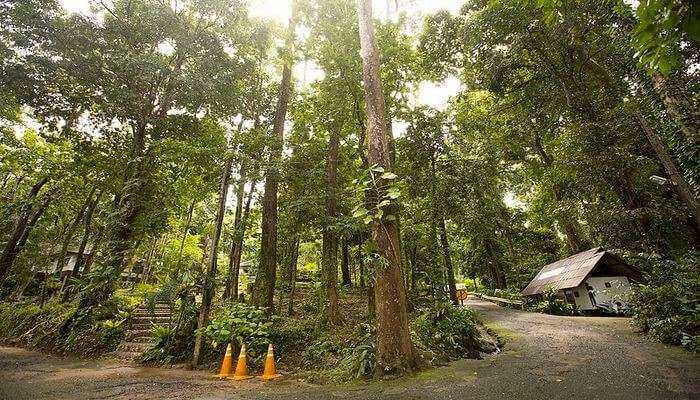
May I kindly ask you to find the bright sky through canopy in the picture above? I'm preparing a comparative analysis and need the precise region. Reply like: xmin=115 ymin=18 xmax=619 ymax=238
xmin=58 ymin=0 xmax=462 ymax=110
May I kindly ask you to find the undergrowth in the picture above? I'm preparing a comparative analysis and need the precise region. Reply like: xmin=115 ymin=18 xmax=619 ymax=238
xmin=0 ymin=292 xmax=137 ymax=357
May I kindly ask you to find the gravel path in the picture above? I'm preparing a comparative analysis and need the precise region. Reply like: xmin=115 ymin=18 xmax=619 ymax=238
xmin=1 ymin=297 xmax=698 ymax=400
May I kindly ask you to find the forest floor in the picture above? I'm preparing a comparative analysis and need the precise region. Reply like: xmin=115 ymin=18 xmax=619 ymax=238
xmin=0 ymin=297 xmax=698 ymax=400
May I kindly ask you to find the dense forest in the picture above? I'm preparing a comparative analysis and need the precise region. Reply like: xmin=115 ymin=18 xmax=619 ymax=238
xmin=0 ymin=0 xmax=697 ymax=379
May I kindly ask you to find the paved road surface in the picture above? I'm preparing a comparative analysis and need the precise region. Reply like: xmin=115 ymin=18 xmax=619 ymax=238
xmin=1 ymin=297 xmax=698 ymax=400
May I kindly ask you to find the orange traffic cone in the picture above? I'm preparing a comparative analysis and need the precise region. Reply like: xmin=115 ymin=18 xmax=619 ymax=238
xmin=229 ymin=343 xmax=252 ymax=381
xmin=259 ymin=343 xmax=282 ymax=380
xmin=214 ymin=344 xmax=234 ymax=379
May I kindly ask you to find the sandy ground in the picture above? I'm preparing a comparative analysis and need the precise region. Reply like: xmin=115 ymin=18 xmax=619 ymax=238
xmin=1 ymin=297 xmax=698 ymax=400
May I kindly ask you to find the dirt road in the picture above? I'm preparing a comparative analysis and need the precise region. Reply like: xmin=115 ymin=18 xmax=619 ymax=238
xmin=1 ymin=298 xmax=698 ymax=400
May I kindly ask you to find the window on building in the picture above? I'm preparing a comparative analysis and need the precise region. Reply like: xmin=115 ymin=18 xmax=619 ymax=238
xmin=605 ymin=282 xmax=612 ymax=288
xmin=574 ymin=291 xmax=579 ymax=297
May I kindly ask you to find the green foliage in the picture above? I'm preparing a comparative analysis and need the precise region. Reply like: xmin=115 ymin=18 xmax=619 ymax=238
xmin=138 ymin=325 xmax=179 ymax=364
xmin=632 ymin=0 xmax=699 ymax=75
xmin=0 ymin=297 xmax=133 ymax=356
xmin=203 ymin=302 xmax=273 ymax=356
xmin=303 ymin=338 xmax=339 ymax=362
xmin=337 ymin=323 xmax=376 ymax=379
xmin=490 ymin=288 xmax=525 ymax=303
xmin=150 ymin=324 xmax=176 ymax=346
xmin=530 ymin=287 xmax=577 ymax=316
xmin=626 ymin=251 xmax=699 ymax=351
xmin=412 ymin=302 xmax=484 ymax=359
xmin=1 ymin=0 xmax=698 ymax=373
xmin=268 ymin=318 xmax=319 ymax=360
xmin=351 ymin=164 xmax=401 ymax=225
xmin=141 ymin=299 xmax=198 ymax=365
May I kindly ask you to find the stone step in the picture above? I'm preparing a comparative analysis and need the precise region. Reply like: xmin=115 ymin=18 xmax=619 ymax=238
xmin=134 ymin=309 xmax=170 ymax=315
xmin=137 ymin=303 xmax=170 ymax=311
xmin=125 ymin=329 xmax=152 ymax=339
xmin=132 ymin=316 xmax=171 ymax=323
xmin=133 ymin=311 xmax=171 ymax=317
xmin=112 ymin=302 xmax=172 ymax=361
xmin=118 ymin=342 xmax=153 ymax=353
xmin=136 ymin=304 xmax=170 ymax=309
xmin=130 ymin=336 xmax=158 ymax=344
xmin=130 ymin=322 xmax=169 ymax=330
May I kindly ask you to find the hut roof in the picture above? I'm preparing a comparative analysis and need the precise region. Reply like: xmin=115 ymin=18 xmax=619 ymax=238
xmin=520 ymin=247 xmax=640 ymax=296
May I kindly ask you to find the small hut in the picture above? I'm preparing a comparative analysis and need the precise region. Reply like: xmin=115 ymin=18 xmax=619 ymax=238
xmin=521 ymin=247 xmax=642 ymax=312
xmin=49 ymin=246 xmax=95 ymax=277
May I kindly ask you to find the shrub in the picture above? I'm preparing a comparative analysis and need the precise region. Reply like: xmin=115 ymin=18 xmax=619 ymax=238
xmin=412 ymin=301 xmax=483 ymax=359
xmin=341 ymin=343 xmax=375 ymax=378
xmin=623 ymin=251 xmax=699 ymax=352
xmin=140 ymin=324 xmax=185 ymax=365
xmin=268 ymin=318 xmax=317 ymax=359
xmin=203 ymin=302 xmax=273 ymax=359
xmin=530 ymin=287 xmax=576 ymax=316
xmin=492 ymin=288 xmax=522 ymax=302
xmin=338 ymin=323 xmax=376 ymax=378
xmin=0 ymin=297 xmax=132 ymax=357
xmin=303 ymin=338 xmax=339 ymax=363
xmin=140 ymin=308 xmax=197 ymax=365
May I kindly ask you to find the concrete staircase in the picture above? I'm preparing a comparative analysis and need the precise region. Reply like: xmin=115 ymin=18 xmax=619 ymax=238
xmin=112 ymin=302 xmax=172 ymax=360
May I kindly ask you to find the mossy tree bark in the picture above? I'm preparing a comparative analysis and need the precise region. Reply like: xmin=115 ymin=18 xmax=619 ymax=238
xmin=341 ymin=243 xmax=351 ymax=286
xmin=252 ymin=16 xmax=294 ymax=310
xmin=192 ymin=155 xmax=233 ymax=366
xmin=223 ymin=162 xmax=247 ymax=301
xmin=633 ymin=112 xmax=700 ymax=230
xmin=0 ymin=177 xmax=49 ymax=282
xmin=439 ymin=216 xmax=457 ymax=305
xmin=322 ymin=124 xmax=342 ymax=325
xmin=224 ymin=176 xmax=256 ymax=301
xmin=356 ymin=0 xmax=415 ymax=376
xmin=73 ymin=190 xmax=102 ymax=275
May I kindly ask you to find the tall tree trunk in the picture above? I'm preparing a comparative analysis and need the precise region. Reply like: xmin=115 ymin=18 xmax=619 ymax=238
xmin=633 ymin=112 xmax=700 ymax=230
xmin=553 ymin=185 xmax=582 ymax=254
xmin=228 ymin=178 xmax=256 ymax=301
xmin=408 ymin=242 xmax=417 ymax=291
xmin=62 ymin=189 xmax=101 ymax=301
xmin=484 ymin=237 xmax=506 ymax=289
xmin=83 ymin=227 xmax=105 ymax=274
xmin=223 ymin=161 xmax=249 ymax=300
xmin=229 ymin=175 xmax=257 ymax=300
xmin=253 ymin=17 xmax=294 ymax=310
xmin=358 ymin=245 xmax=365 ymax=288
xmin=652 ymin=74 xmax=700 ymax=146
xmin=192 ymin=155 xmax=233 ymax=366
xmin=83 ymin=124 xmax=147 ymax=307
xmin=322 ymin=124 xmax=341 ymax=324
xmin=74 ymin=190 xmax=102 ymax=275
xmin=0 ymin=177 xmax=48 ymax=282
xmin=357 ymin=0 xmax=415 ymax=376
xmin=223 ymin=170 xmax=246 ymax=300
xmin=57 ymin=187 xmax=96 ymax=273
xmin=175 ymin=200 xmax=195 ymax=271
xmin=286 ymin=238 xmax=299 ymax=316
xmin=341 ymin=243 xmax=351 ymax=286
xmin=17 ymin=192 xmax=54 ymax=250
xmin=532 ymin=132 xmax=583 ymax=253
xmin=428 ymin=157 xmax=444 ymax=296
xmin=439 ymin=216 xmax=457 ymax=305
